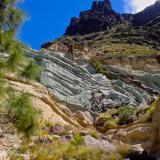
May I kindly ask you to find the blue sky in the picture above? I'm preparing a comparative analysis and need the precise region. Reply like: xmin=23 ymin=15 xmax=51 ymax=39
xmin=19 ymin=0 xmax=124 ymax=50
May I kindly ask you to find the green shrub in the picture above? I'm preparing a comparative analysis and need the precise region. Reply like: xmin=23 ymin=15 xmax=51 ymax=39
xmin=71 ymin=134 xmax=84 ymax=149
xmin=7 ymin=92 xmax=41 ymax=137
xmin=6 ymin=41 xmax=24 ymax=71
xmin=117 ymin=106 xmax=136 ymax=125
xmin=144 ymin=98 xmax=160 ymax=122
xmin=91 ymin=57 xmax=109 ymax=78
xmin=88 ymin=128 xmax=101 ymax=139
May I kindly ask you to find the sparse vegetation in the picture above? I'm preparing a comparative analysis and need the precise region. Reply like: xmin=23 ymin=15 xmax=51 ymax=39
xmin=71 ymin=133 xmax=84 ymax=149
xmin=88 ymin=128 xmax=101 ymax=139
xmin=6 ymin=92 xmax=41 ymax=137
xmin=143 ymin=98 xmax=160 ymax=122
xmin=117 ymin=106 xmax=136 ymax=125
xmin=20 ymin=60 xmax=40 ymax=81
xmin=91 ymin=57 xmax=109 ymax=77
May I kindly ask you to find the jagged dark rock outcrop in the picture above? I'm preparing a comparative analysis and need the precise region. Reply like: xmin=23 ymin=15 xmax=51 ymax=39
xmin=65 ymin=0 xmax=122 ymax=35
xmin=64 ymin=0 xmax=160 ymax=50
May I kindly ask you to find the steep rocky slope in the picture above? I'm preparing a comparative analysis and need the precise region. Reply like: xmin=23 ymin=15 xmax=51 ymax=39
xmin=63 ymin=0 xmax=160 ymax=51
xmin=0 ymin=73 xmax=95 ymax=157
xmin=40 ymin=49 xmax=159 ymax=114
xmin=10 ymin=0 xmax=159 ymax=158
xmin=105 ymin=98 xmax=160 ymax=158
xmin=39 ymin=0 xmax=160 ymax=114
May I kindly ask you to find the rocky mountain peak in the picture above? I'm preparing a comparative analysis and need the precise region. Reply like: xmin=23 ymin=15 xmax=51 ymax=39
xmin=91 ymin=0 xmax=112 ymax=13
xmin=65 ymin=0 xmax=120 ymax=35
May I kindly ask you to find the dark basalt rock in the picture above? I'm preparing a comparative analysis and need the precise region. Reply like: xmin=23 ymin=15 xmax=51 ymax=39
xmin=64 ymin=0 xmax=160 ymax=50
xmin=65 ymin=0 xmax=121 ymax=35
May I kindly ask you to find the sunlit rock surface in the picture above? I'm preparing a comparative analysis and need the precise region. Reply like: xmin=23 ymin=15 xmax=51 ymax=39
xmin=40 ymin=50 xmax=158 ymax=113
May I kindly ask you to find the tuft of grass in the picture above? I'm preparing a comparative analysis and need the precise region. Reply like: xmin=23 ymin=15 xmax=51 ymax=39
xmin=143 ymin=98 xmax=160 ymax=122
xmin=95 ymin=112 xmax=118 ymax=133
xmin=88 ymin=128 xmax=101 ymax=139
xmin=117 ymin=106 xmax=136 ymax=125
xmin=71 ymin=133 xmax=84 ymax=149
xmin=91 ymin=57 xmax=110 ymax=78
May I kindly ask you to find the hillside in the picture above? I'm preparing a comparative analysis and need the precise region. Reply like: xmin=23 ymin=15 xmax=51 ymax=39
xmin=37 ymin=1 xmax=160 ymax=158
xmin=0 ymin=0 xmax=160 ymax=159
xmin=52 ymin=0 xmax=160 ymax=55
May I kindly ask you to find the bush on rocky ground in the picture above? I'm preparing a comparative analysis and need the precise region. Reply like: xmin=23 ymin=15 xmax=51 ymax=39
xmin=117 ymin=106 xmax=136 ymax=125
xmin=6 ymin=92 xmax=41 ymax=137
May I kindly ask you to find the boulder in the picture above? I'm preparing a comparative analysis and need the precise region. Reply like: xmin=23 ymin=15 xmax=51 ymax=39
xmin=49 ymin=125 xmax=66 ymax=135
xmin=106 ymin=123 xmax=152 ymax=145
xmin=84 ymin=135 xmax=116 ymax=152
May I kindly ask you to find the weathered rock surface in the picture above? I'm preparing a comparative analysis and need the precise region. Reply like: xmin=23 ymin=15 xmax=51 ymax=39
xmin=64 ymin=0 xmax=160 ymax=50
xmin=105 ymin=98 xmax=160 ymax=158
xmin=5 ymin=74 xmax=87 ymax=128
xmin=84 ymin=135 xmax=115 ymax=152
xmin=106 ymin=65 xmax=160 ymax=95
xmin=65 ymin=0 xmax=121 ymax=35
xmin=40 ymin=50 xmax=157 ymax=113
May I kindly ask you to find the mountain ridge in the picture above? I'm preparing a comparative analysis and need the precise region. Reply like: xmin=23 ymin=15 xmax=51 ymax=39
xmin=49 ymin=0 xmax=159 ymax=52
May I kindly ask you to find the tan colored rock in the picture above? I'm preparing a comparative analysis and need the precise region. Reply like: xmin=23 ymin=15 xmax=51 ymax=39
xmin=74 ymin=110 xmax=93 ymax=127
xmin=58 ymin=103 xmax=72 ymax=117
xmin=107 ymin=123 xmax=151 ymax=145
xmin=5 ymin=74 xmax=87 ymax=128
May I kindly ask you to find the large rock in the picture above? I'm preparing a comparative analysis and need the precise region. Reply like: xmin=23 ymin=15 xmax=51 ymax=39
xmin=40 ymin=50 xmax=154 ymax=113
xmin=106 ymin=123 xmax=152 ymax=145
xmin=65 ymin=0 xmax=121 ymax=35
xmin=63 ymin=0 xmax=160 ymax=50
xmin=84 ymin=135 xmax=115 ymax=152
xmin=74 ymin=110 xmax=93 ymax=126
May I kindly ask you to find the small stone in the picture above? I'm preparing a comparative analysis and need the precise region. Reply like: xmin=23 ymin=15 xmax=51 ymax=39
xmin=68 ymin=130 xmax=73 ymax=135
xmin=80 ymin=131 xmax=89 ymax=136
xmin=101 ymin=135 xmax=112 ymax=142
xmin=49 ymin=125 xmax=65 ymax=135
xmin=65 ymin=134 xmax=73 ymax=140
xmin=23 ymin=154 xmax=30 ymax=160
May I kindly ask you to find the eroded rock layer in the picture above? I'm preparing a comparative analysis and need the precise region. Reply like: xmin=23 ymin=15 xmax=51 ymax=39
xmin=40 ymin=50 xmax=159 ymax=113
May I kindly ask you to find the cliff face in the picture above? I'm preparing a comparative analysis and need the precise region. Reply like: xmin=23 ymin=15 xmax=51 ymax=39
xmin=40 ymin=49 xmax=160 ymax=113
xmin=65 ymin=0 xmax=121 ymax=35
xmin=5 ymin=74 xmax=88 ymax=128
xmin=37 ymin=1 xmax=160 ymax=158
xmin=63 ymin=0 xmax=160 ymax=51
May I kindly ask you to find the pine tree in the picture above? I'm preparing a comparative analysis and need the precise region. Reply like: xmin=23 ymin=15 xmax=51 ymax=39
xmin=7 ymin=92 xmax=41 ymax=137
xmin=20 ymin=60 xmax=40 ymax=81
xmin=0 ymin=0 xmax=24 ymax=33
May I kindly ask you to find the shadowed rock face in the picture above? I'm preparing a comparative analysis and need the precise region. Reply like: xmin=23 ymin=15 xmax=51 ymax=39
xmin=40 ymin=50 xmax=160 ymax=113
xmin=65 ymin=0 xmax=121 ymax=35
xmin=64 ymin=0 xmax=160 ymax=50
